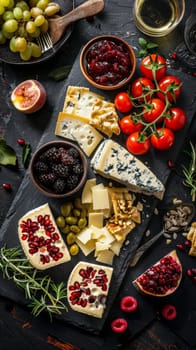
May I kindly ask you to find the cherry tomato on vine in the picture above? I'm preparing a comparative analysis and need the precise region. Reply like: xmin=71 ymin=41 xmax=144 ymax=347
xmin=119 ymin=115 xmax=143 ymax=135
xmin=126 ymin=131 xmax=150 ymax=155
xmin=130 ymin=77 xmax=155 ymax=102
xmin=114 ymin=91 xmax=133 ymax=113
xmin=150 ymin=128 xmax=175 ymax=150
xmin=157 ymin=75 xmax=182 ymax=103
xmin=140 ymin=54 xmax=167 ymax=81
xmin=143 ymin=98 xmax=165 ymax=123
xmin=165 ymin=107 xmax=187 ymax=130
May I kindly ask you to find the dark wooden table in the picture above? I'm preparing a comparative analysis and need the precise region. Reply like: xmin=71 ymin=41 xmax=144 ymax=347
xmin=1 ymin=1 xmax=196 ymax=349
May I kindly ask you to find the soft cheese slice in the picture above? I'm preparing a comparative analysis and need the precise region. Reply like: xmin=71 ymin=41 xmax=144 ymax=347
xmin=18 ymin=203 xmax=70 ymax=270
xmin=67 ymin=261 xmax=113 ymax=318
xmin=91 ymin=139 xmax=165 ymax=200
xmin=55 ymin=112 xmax=89 ymax=140
xmin=71 ymin=122 xmax=103 ymax=157
xmin=63 ymin=85 xmax=104 ymax=118
xmin=55 ymin=112 xmax=103 ymax=156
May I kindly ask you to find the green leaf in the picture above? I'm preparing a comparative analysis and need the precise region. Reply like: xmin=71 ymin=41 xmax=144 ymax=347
xmin=0 ymin=137 xmax=17 ymax=166
xmin=138 ymin=37 xmax=147 ymax=48
xmin=48 ymin=65 xmax=72 ymax=81
xmin=22 ymin=143 xmax=31 ymax=168
xmin=139 ymin=48 xmax=147 ymax=58
xmin=146 ymin=42 xmax=159 ymax=49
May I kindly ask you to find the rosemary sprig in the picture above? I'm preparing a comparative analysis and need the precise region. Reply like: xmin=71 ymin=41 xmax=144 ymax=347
xmin=0 ymin=246 xmax=68 ymax=321
xmin=182 ymin=141 xmax=196 ymax=202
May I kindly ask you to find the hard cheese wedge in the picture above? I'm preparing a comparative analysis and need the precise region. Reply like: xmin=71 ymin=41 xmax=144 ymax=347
xmin=91 ymin=139 xmax=165 ymax=200
xmin=18 ymin=203 xmax=70 ymax=270
xmin=67 ymin=261 xmax=113 ymax=318
xmin=63 ymin=85 xmax=104 ymax=118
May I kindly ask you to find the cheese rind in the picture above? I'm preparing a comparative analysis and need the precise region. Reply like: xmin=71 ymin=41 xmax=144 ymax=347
xmin=91 ymin=139 xmax=165 ymax=200
xmin=67 ymin=261 xmax=113 ymax=318
xmin=18 ymin=203 xmax=70 ymax=270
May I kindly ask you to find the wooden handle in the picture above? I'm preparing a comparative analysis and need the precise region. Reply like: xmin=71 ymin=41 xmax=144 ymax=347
xmin=58 ymin=0 xmax=104 ymax=28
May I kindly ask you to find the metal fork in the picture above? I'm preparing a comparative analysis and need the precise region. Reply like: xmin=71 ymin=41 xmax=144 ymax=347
xmin=36 ymin=32 xmax=53 ymax=53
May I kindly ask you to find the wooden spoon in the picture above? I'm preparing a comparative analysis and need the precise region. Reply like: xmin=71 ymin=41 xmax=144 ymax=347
xmin=48 ymin=0 xmax=105 ymax=45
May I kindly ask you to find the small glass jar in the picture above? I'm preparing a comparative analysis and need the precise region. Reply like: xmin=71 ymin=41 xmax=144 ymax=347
xmin=133 ymin=0 xmax=185 ymax=37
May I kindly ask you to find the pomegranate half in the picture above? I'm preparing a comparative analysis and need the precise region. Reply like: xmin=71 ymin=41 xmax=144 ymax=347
xmin=11 ymin=79 xmax=46 ymax=114
xmin=133 ymin=250 xmax=182 ymax=297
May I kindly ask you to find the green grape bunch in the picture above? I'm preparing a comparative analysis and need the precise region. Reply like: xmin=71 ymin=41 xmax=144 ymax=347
xmin=0 ymin=0 xmax=60 ymax=61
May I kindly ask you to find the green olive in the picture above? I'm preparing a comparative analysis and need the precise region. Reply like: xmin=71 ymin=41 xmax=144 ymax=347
xmin=66 ymin=233 xmax=76 ymax=245
xmin=73 ymin=208 xmax=81 ymax=217
xmin=60 ymin=225 xmax=70 ymax=234
xmin=70 ymin=225 xmax=80 ymax=233
xmin=60 ymin=202 xmax=73 ymax=217
xmin=78 ymin=217 xmax=87 ymax=229
xmin=69 ymin=243 xmax=79 ymax=256
xmin=55 ymin=216 xmax=65 ymax=228
xmin=65 ymin=216 xmax=78 ymax=225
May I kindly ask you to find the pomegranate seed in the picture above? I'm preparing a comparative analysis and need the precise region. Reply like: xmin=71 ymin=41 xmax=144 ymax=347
xmin=186 ymin=269 xmax=193 ymax=277
xmin=167 ymin=160 xmax=174 ymax=168
xmin=17 ymin=138 xmax=25 ymax=146
xmin=176 ymin=244 xmax=184 ymax=251
xmin=2 ymin=183 xmax=12 ymax=191
xmin=184 ymin=240 xmax=191 ymax=247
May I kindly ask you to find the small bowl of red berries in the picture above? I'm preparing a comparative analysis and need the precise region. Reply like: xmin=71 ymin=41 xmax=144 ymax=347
xmin=80 ymin=35 xmax=136 ymax=91
xmin=30 ymin=140 xmax=88 ymax=198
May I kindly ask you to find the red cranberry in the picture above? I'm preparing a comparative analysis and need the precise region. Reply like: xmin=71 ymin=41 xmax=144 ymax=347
xmin=17 ymin=138 xmax=25 ymax=146
xmin=2 ymin=183 xmax=12 ymax=191
xmin=161 ymin=304 xmax=177 ymax=320
xmin=120 ymin=296 xmax=138 ymax=313
xmin=111 ymin=318 xmax=128 ymax=333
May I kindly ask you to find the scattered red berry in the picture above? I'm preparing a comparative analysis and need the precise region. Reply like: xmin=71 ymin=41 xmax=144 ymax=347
xmin=111 ymin=318 xmax=128 ymax=333
xmin=176 ymin=244 xmax=184 ymax=251
xmin=120 ymin=296 xmax=138 ymax=313
xmin=17 ymin=138 xmax=25 ymax=146
xmin=161 ymin=304 xmax=177 ymax=320
xmin=184 ymin=240 xmax=191 ymax=247
xmin=167 ymin=160 xmax=174 ymax=168
xmin=171 ymin=52 xmax=177 ymax=60
xmin=2 ymin=183 xmax=12 ymax=191
xmin=186 ymin=268 xmax=196 ymax=284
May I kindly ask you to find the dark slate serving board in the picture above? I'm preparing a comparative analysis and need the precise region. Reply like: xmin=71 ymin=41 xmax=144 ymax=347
xmin=0 ymin=54 xmax=196 ymax=334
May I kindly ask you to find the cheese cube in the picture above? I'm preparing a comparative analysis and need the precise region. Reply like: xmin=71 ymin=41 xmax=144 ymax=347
xmin=81 ymin=178 xmax=96 ymax=204
xmin=76 ymin=238 xmax=96 ymax=256
xmin=96 ymin=250 xmax=114 ymax=265
xmin=92 ymin=187 xmax=110 ymax=210
xmin=88 ymin=212 xmax=104 ymax=228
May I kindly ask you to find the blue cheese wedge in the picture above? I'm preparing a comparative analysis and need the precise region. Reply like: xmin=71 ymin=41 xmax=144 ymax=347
xmin=91 ymin=139 xmax=165 ymax=200
xmin=18 ymin=203 xmax=70 ymax=270
xmin=67 ymin=261 xmax=113 ymax=318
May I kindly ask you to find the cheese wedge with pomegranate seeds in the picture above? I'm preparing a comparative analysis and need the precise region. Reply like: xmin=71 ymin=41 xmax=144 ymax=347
xmin=67 ymin=262 xmax=113 ymax=318
xmin=18 ymin=203 xmax=70 ymax=270
xmin=91 ymin=139 xmax=165 ymax=200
